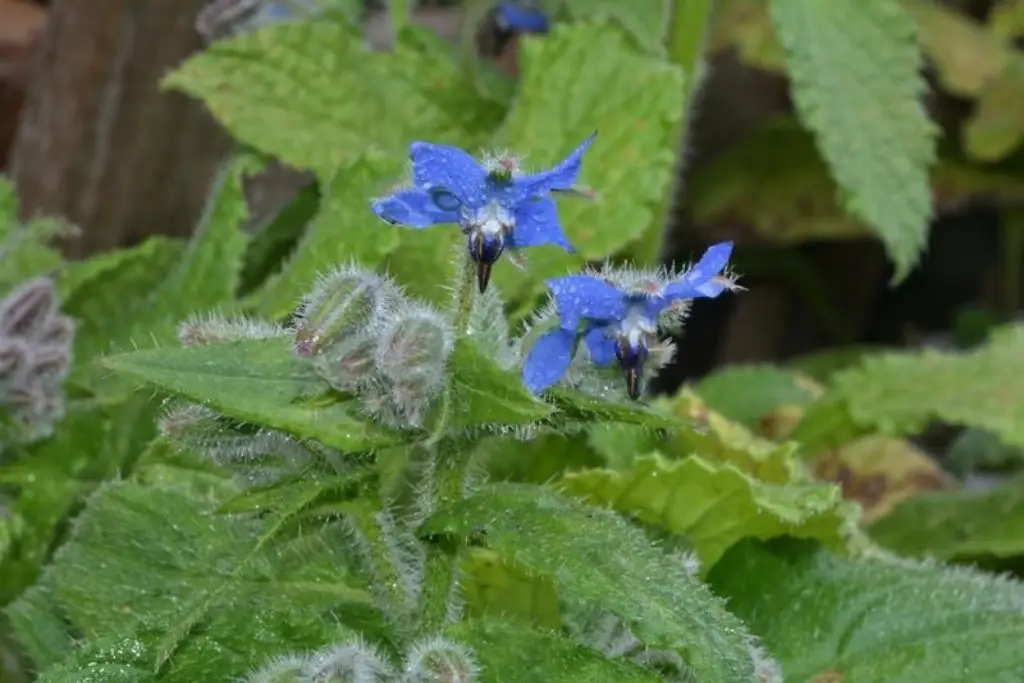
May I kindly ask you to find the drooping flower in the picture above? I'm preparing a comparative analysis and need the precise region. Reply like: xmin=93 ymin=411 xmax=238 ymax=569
xmin=521 ymin=242 xmax=740 ymax=399
xmin=371 ymin=134 xmax=596 ymax=293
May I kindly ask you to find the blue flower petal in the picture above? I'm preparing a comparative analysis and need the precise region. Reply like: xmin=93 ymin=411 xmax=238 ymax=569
xmin=546 ymin=274 xmax=627 ymax=332
xmin=409 ymin=142 xmax=488 ymax=209
xmin=506 ymin=197 xmax=575 ymax=252
xmin=662 ymin=241 xmax=734 ymax=296
xmin=522 ymin=327 xmax=577 ymax=394
xmin=583 ymin=326 xmax=616 ymax=366
xmin=371 ymin=187 xmax=459 ymax=228
xmin=507 ymin=133 xmax=597 ymax=203
xmin=495 ymin=2 xmax=550 ymax=33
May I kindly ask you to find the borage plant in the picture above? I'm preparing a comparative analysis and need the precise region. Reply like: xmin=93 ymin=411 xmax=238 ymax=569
xmin=6 ymin=3 xmax=1024 ymax=683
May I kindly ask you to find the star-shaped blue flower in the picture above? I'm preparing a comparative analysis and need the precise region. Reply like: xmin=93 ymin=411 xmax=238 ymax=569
xmin=371 ymin=134 xmax=596 ymax=293
xmin=522 ymin=242 xmax=736 ymax=399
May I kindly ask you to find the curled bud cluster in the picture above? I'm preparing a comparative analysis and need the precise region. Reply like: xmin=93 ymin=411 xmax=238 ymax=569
xmin=0 ymin=277 xmax=75 ymax=442
xmin=245 ymin=636 xmax=479 ymax=683
xmin=293 ymin=266 xmax=454 ymax=428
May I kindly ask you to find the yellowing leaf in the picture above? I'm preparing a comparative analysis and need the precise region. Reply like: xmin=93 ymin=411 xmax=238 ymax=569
xmin=559 ymin=453 xmax=857 ymax=568
xmin=812 ymin=434 xmax=956 ymax=523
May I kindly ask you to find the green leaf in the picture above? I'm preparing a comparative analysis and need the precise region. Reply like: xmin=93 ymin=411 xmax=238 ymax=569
xmin=869 ymin=475 xmax=1024 ymax=561
xmin=0 ymin=177 xmax=67 ymax=295
xmin=547 ymin=388 xmax=678 ymax=429
xmin=69 ymin=154 xmax=254 ymax=394
xmin=16 ymin=474 xmax=370 ymax=682
xmin=708 ymin=538 xmax=1024 ymax=683
xmin=769 ymin=0 xmax=937 ymax=281
xmin=495 ymin=22 xmax=684 ymax=268
xmin=251 ymin=156 xmax=404 ymax=319
xmin=238 ymin=173 xmax=320 ymax=296
xmin=163 ymin=18 xmax=504 ymax=178
xmin=57 ymin=236 xmax=183 ymax=302
xmin=688 ymin=117 xmax=1024 ymax=243
xmin=831 ymin=323 xmax=1024 ymax=448
xmin=422 ymin=484 xmax=760 ymax=683
xmin=656 ymin=390 xmax=809 ymax=484
xmin=3 ymin=584 xmax=74 ymax=671
xmin=444 ymin=617 xmax=663 ymax=683
xmin=694 ymin=364 xmax=822 ymax=429
xmin=558 ymin=0 xmax=667 ymax=54
xmin=448 ymin=340 xmax=553 ymax=427
xmin=559 ymin=453 xmax=856 ymax=569
xmin=102 ymin=339 xmax=404 ymax=451
xmin=0 ymin=398 xmax=159 ymax=603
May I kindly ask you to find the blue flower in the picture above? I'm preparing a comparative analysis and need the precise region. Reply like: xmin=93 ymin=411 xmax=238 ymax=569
xmin=522 ymin=242 xmax=736 ymax=399
xmin=494 ymin=2 xmax=550 ymax=34
xmin=371 ymin=134 xmax=596 ymax=293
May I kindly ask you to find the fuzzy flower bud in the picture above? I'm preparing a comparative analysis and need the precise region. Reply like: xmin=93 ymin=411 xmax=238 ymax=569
xmin=372 ymin=303 xmax=453 ymax=426
xmin=293 ymin=265 xmax=400 ymax=358
xmin=0 ymin=277 xmax=75 ymax=442
xmin=178 ymin=312 xmax=287 ymax=347
xmin=302 ymin=639 xmax=396 ymax=683
xmin=248 ymin=655 xmax=308 ymax=683
xmin=0 ymin=277 xmax=56 ymax=339
xmin=313 ymin=330 xmax=380 ymax=393
xmin=400 ymin=637 xmax=478 ymax=683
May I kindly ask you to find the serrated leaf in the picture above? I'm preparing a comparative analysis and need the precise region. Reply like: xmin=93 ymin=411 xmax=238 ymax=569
xmin=18 ymin=475 xmax=369 ymax=682
xmin=769 ymin=0 xmax=937 ymax=280
xmin=0 ymin=398 xmax=159 ymax=603
xmin=102 ymin=339 xmax=404 ymax=451
xmin=690 ymin=118 xmax=1024 ymax=244
xmin=655 ymin=390 xmax=809 ymax=484
xmin=422 ymin=483 xmax=760 ymax=683
xmin=869 ymin=475 xmax=1024 ymax=561
xmin=57 ymin=236 xmax=183 ymax=302
xmin=832 ymin=324 xmax=1024 ymax=448
xmin=558 ymin=0 xmax=667 ymax=53
xmin=496 ymin=22 xmax=684 ymax=263
xmin=694 ymin=363 xmax=822 ymax=429
xmin=444 ymin=617 xmax=662 ymax=683
xmin=457 ymin=548 xmax=561 ymax=627
xmin=708 ymin=538 xmax=1024 ymax=683
xmin=448 ymin=340 xmax=553 ymax=427
xmin=163 ymin=18 xmax=504 ymax=178
xmin=560 ymin=453 xmax=856 ymax=569
xmin=811 ymin=434 xmax=955 ymax=524
xmin=251 ymin=156 xmax=403 ymax=319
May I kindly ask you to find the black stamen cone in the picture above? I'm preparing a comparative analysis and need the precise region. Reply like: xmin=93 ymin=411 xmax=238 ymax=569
xmin=468 ymin=232 xmax=504 ymax=293
xmin=615 ymin=337 xmax=649 ymax=400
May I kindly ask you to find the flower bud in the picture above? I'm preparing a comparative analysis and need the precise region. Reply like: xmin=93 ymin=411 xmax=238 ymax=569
xmin=303 ymin=639 xmax=396 ymax=683
xmin=27 ymin=345 xmax=71 ymax=383
xmin=0 ymin=338 xmax=30 ymax=388
xmin=312 ymin=330 xmax=380 ymax=393
xmin=400 ymin=637 xmax=478 ymax=683
xmin=376 ymin=303 xmax=453 ymax=388
xmin=293 ymin=266 xmax=400 ymax=358
xmin=248 ymin=655 xmax=308 ymax=683
xmin=178 ymin=312 xmax=287 ymax=347
xmin=37 ymin=316 xmax=75 ymax=347
xmin=0 ymin=277 xmax=57 ymax=339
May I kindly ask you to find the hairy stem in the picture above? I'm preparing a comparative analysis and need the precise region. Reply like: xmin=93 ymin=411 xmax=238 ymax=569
xmin=453 ymin=249 xmax=477 ymax=335
xmin=633 ymin=0 xmax=717 ymax=267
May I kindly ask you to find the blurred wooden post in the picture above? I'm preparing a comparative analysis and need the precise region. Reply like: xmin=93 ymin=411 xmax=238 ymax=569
xmin=8 ymin=0 xmax=234 ymax=258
